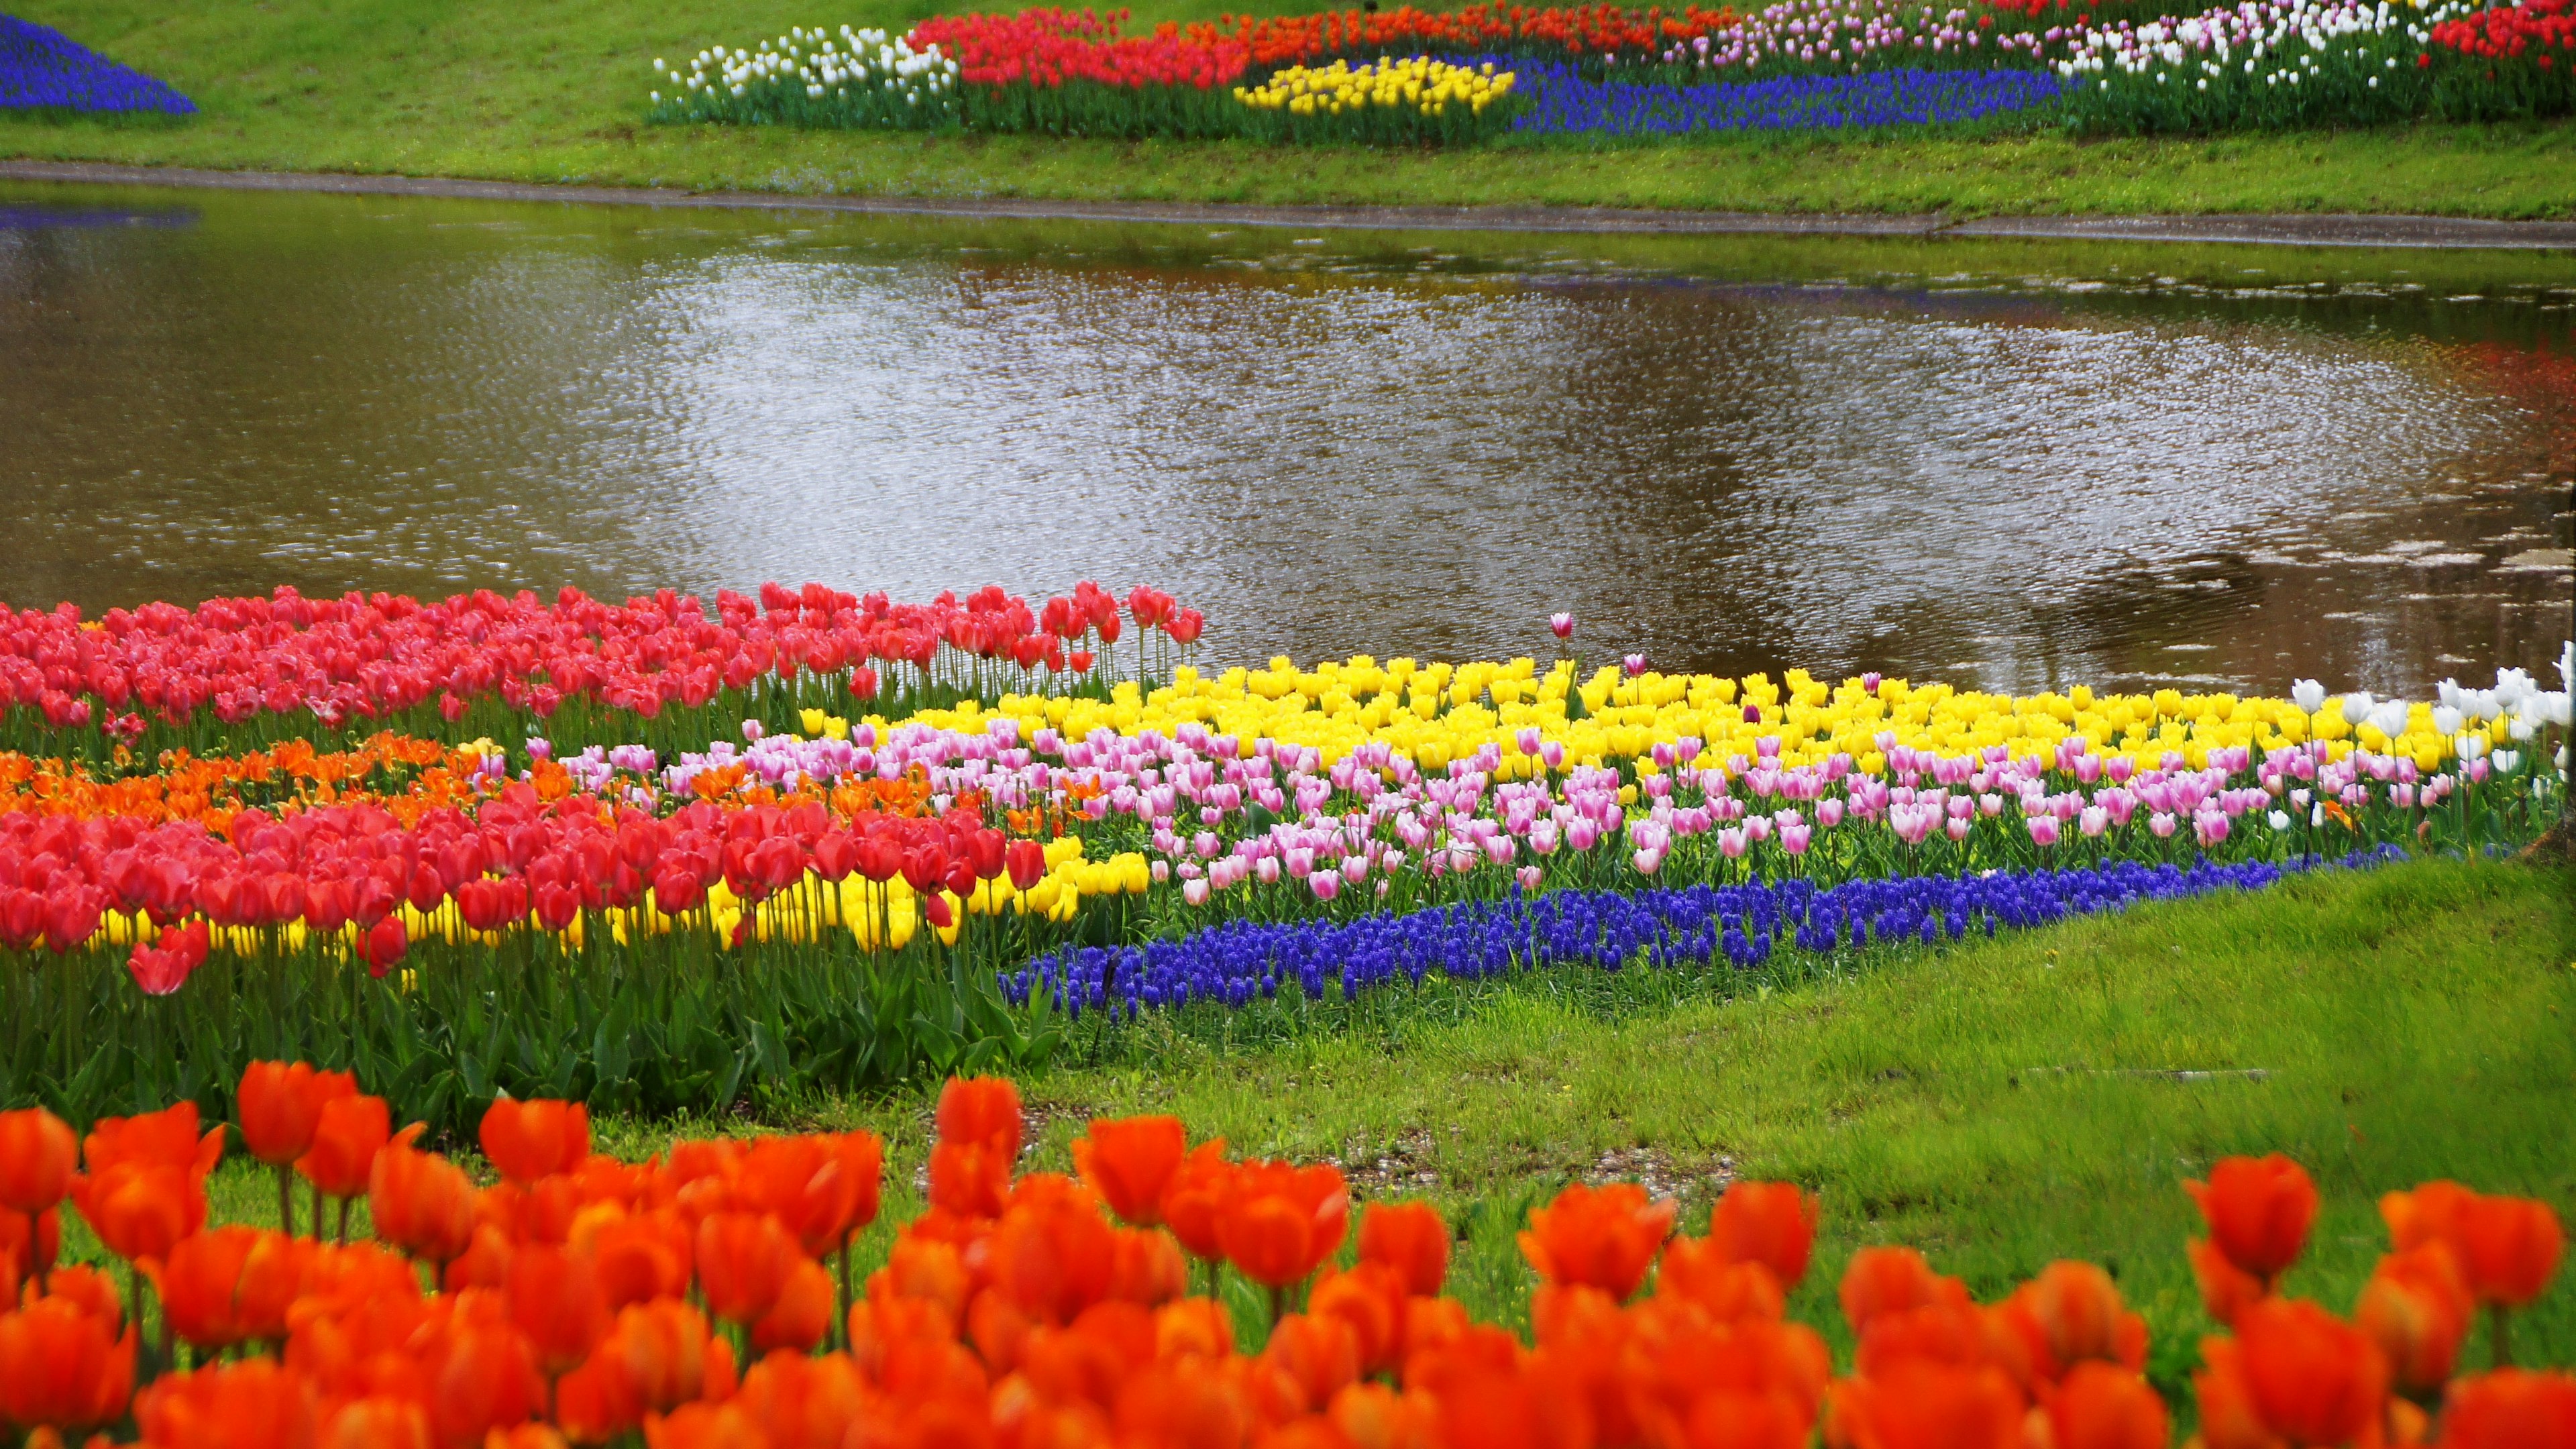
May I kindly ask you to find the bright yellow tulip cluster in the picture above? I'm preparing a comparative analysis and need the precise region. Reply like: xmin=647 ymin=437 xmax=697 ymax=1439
xmin=882 ymin=657 xmax=2517 ymax=777
xmin=1234 ymin=56 xmax=1515 ymax=116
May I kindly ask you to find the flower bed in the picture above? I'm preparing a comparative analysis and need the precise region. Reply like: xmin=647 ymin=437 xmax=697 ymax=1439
xmin=0 ymin=582 xmax=2567 ymax=1128
xmin=0 ymin=15 xmax=194 ymax=114
xmin=644 ymin=0 xmax=2576 ymax=138
xmin=0 ymin=1073 xmax=2562 ymax=1447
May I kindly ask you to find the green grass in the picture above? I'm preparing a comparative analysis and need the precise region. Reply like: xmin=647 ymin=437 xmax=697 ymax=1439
xmin=6 ymin=0 xmax=2575 ymax=219
xmin=77 ymin=857 xmax=2576 ymax=1388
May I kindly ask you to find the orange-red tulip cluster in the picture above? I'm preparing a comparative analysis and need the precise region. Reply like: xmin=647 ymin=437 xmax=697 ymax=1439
xmin=0 ymin=1074 xmax=2567 ymax=1449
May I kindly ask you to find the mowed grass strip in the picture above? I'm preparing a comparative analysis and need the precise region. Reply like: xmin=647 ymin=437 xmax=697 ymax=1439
xmin=4 ymin=0 xmax=2574 ymax=219
xmin=91 ymin=856 xmax=2573 ymax=1383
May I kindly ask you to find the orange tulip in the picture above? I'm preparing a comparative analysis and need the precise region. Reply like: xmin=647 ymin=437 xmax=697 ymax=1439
xmin=1072 ymin=1116 xmax=1187 ymax=1228
xmin=2437 ymin=1368 xmax=2576 ymax=1449
xmin=318 ymin=1395 xmax=434 ymax=1449
xmin=1516 ymin=1182 xmax=1674 ymax=1303
xmin=2383 ymin=1186 xmax=2565 ymax=1311
xmin=751 ymin=1257 xmax=837 ymax=1354
xmin=2010 ymin=1261 xmax=2147 ymax=1379
xmin=237 ymin=1061 xmax=357 ymax=1168
xmin=2356 ymin=1244 xmax=2475 ymax=1395
xmin=2231 ymin=1298 xmax=2388 ymax=1448
xmin=420 ymin=1305 xmax=546 ymax=1448
xmin=297 ymin=1094 xmax=392 ymax=1202
xmin=2190 ymin=1237 xmax=2272 ymax=1328
xmin=82 ymin=1102 xmax=225 ymax=1178
xmin=1851 ymin=1295 xmax=1991 ymax=1380
xmin=733 ymin=1350 xmax=865 ymax=1449
xmin=0 ymin=1107 xmax=76 ymax=1215
xmin=1656 ymin=1238 xmax=1787 ymax=1324
xmin=1221 ymin=1160 xmax=1352 ymax=1291
xmin=371 ymin=1123 xmax=477 ymax=1267
xmin=1309 ymin=1263 xmax=1409 ymax=1377
xmin=41 ymin=1263 xmax=121 ymax=1329
xmin=2045 ymin=1362 xmax=2169 ymax=1449
xmin=696 ymin=1211 xmax=804 ymax=1328
xmin=926 ymin=1142 xmax=1014 ymax=1220
xmin=731 ymin=1136 xmax=859 ymax=1260
xmin=131 ymin=1359 xmax=317 ymax=1448
xmin=647 ymin=1401 xmax=773 ymax=1449
xmin=2186 ymin=1155 xmax=2318 ymax=1285
xmin=1159 ymin=1140 xmax=1235 ymax=1265
xmin=1676 ymin=1389 xmax=1811 ymax=1449
xmin=1357 ymin=1201 xmax=1450 ymax=1298
xmin=443 ymin=1223 xmax=515 ymax=1293
xmin=1826 ymin=1362 xmax=2024 ymax=1449
xmin=989 ymin=1193 xmax=1118 ymax=1326
xmin=70 ymin=1160 xmax=205 ymax=1266
xmin=1705 ymin=1181 xmax=1819 ymax=1293
xmin=1265 ymin=1311 xmax=1364 ymax=1413
xmin=555 ymin=1299 xmax=737 ymax=1442
xmin=0 ymin=1204 xmax=60 ymax=1293
xmin=1839 ymin=1246 xmax=1953 ymax=1338
xmin=478 ymin=1098 xmax=590 ymax=1187
xmin=0 ymin=1295 xmax=136 ymax=1432
xmin=484 ymin=1428 xmax=572 ymax=1449
xmin=1330 ymin=1383 xmax=1439 ymax=1449
xmin=936 ymin=1075 xmax=1024 ymax=1159
xmin=504 ymin=1243 xmax=608 ymax=1376
xmin=2189 ymin=1337 xmax=2282 ymax=1449
xmin=152 ymin=1226 xmax=311 ymax=1350
xmin=574 ymin=1206 xmax=696 ymax=1310
xmin=873 ymin=1234 xmax=973 ymax=1322
xmin=1116 ymin=1361 xmax=1255 ymax=1449
xmin=1106 ymin=1225 xmax=1189 ymax=1307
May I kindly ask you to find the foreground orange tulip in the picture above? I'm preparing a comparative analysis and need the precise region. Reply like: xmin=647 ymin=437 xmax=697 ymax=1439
xmin=2230 ymin=1298 xmax=2389 ymax=1448
xmin=506 ymin=1244 xmax=609 ymax=1376
xmin=70 ymin=1161 xmax=206 ymax=1267
xmin=82 ymin=1102 xmax=225 ymax=1179
xmin=1072 ymin=1116 xmax=1187 ymax=1228
xmin=480 ymin=1097 xmax=591 ymax=1186
xmin=647 ymin=1401 xmax=772 ymax=1449
xmin=989 ymin=1189 xmax=1118 ymax=1325
xmin=0 ymin=1295 xmax=135 ymax=1434
xmin=297 ymin=1093 xmax=392 ymax=1208
xmin=239 ymin=1060 xmax=358 ymax=1167
xmin=1159 ymin=1140 xmax=1235 ymax=1265
xmin=1220 ymin=1161 xmax=1351 ymax=1291
xmin=132 ymin=1358 xmax=317 ymax=1448
xmin=0 ymin=1203 xmax=60 ymax=1295
xmin=2186 ymin=1155 xmax=2318 ymax=1285
xmin=1838 ymin=1246 xmax=1953 ymax=1337
xmin=2385 ymin=1183 xmax=2565 ymax=1312
xmin=555 ymin=1300 xmax=739 ymax=1441
xmin=1827 ymin=1360 xmax=2024 ymax=1449
xmin=1358 ymin=1200 xmax=1451 ymax=1298
xmin=696 ymin=1212 xmax=804 ymax=1328
xmin=2438 ymin=1368 xmax=2576 ymax=1449
xmin=2356 ymin=1244 xmax=2476 ymax=1395
xmin=1705 ymin=1181 xmax=1819 ymax=1293
xmin=152 ymin=1226 xmax=310 ymax=1350
xmin=1655 ymin=1237 xmax=1788 ymax=1325
xmin=731 ymin=1350 xmax=865 ymax=1449
xmin=2009 ymin=1260 xmax=2148 ymax=1379
xmin=2188 ymin=1236 xmax=2271 ymax=1328
xmin=1517 ymin=1183 xmax=1675 ymax=1303
xmin=318 ymin=1395 xmax=435 ymax=1449
xmin=2044 ymin=1362 xmax=2169 ymax=1449
xmin=751 ymin=1258 xmax=837 ymax=1354
xmin=371 ymin=1123 xmax=477 ymax=1267
xmin=0 ymin=1107 xmax=76 ymax=1217
xmin=934 ymin=1075 xmax=1023 ymax=1159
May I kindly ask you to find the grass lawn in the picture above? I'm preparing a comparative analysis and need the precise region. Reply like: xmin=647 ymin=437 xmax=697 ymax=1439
xmin=5 ymin=0 xmax=2575 ymax=219
xmin=105 ymin=855 xmax=2576 ymax=1389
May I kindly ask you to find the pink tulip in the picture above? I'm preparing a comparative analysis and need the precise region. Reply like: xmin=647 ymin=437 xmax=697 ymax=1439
xmin=1515 ymin=865 xmax=1544 ymax=892
xmin=2027 ymin=815 xmax=2059 ymax=847
xmin=1549 ymin=612 xmax=1575 ymax=640
xmin=1309 ymin=871 xmax=1341 ymax=902
xmin=1780 ymin=822 xmax=1813 ymax=855
xmin=1631 ymin=848 xmax=1664 ymax=875
xmin=2149 ymin=812 xmax=2178 ymax=839
xmin=1718 ymin=828 xmax=1748 ymax=859
xmin=2079 ymin=806 xmax=2108 ymax=838
xmin=1815 ymin=799 xmax=1844 ymax=828
xmin=1945 ymin=817 xmax=1971 ymax=842
xmin=1181 ymin=878 xmax=1210 ymax=907
xmin=1517 ymin=725 xmax=1544 ymax=755
xmin=1623 ymin=654 xmax=1647 ymax=677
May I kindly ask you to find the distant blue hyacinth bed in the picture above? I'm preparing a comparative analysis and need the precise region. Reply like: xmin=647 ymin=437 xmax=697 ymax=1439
xmin=1010 ymin=848 xmax=2408 ymax=1018
xmin=1487 ymin=62 xmax=2065 ymax=136
xmin=1 ymin=14 xmax=195 ymax=114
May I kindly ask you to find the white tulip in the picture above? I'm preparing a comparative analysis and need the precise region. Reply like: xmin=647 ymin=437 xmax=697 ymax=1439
xmin=2341 ymin=691 xmax=2374 ymax=724
xmin=2433 ymin=706 xmax=2463 ymax=736
xmin=2456 ymin=733 xmax=2487 ymax=761
xmin=2292 ymin=678 xmax=2326 ymax=714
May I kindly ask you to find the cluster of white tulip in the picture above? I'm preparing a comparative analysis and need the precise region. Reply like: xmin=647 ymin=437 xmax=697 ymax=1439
xmin=649 ymin=25 xmax=959 ymax=119
xmin=2049 ymin=0 xmax=2467 ymax=93
xmin=2292 ymin=643 xmax=2576 ymax=776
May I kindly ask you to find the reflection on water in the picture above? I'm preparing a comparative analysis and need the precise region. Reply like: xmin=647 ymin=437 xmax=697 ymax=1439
xmin=1 ymin=184 xmax=2568 ymax=698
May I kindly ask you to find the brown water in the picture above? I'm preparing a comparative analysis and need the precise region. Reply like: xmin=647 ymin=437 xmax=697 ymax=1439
xmin=2 ymin=181 xmax=2569 ymax=698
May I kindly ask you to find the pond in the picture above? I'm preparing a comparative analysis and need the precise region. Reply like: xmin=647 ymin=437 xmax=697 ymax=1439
xmin=1 ymin=180 xmax=2569 ymax=698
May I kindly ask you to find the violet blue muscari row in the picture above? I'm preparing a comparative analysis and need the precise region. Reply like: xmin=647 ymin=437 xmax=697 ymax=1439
xmin=1008 ymin=847 xmax=2406 ymax=1017
xmin=1 ymin=15 xmax=195 ymax=114
xmin=1485 ymin=59 xmax=2064 ymax=134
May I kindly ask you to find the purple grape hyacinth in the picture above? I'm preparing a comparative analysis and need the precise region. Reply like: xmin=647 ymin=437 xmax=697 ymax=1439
xmin=1 ymin=14 xmax=195 ymax=115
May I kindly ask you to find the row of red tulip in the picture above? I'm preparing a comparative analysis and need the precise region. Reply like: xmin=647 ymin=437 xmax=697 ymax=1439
xmin=0 ymin=1067 xmax=2565 ymax=1447
xmin=0 ymin=581 xmax=1201 ymax=735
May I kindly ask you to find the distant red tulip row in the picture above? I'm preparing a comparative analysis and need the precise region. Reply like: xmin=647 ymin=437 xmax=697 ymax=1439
xmin=0 ymin=580 xmax=1201 ymax=743
xmin=0 ymin=1070 xmax=2565 ymax=1447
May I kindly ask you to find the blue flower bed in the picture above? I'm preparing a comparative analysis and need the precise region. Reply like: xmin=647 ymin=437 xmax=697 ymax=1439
xmin=1010 ymin=847 xmax=2407 ymax=1017
xmin=1 ymin=14 xmax=195 ymax=114
xmin=1487 ymin=61 xmax=2065 ymax=136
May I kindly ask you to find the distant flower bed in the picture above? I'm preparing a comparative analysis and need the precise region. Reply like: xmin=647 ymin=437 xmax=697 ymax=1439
xmin=0 ymin=14 xmax=194 ymax=115
xmin=646 ymin=0 xmax=2575 ymax=140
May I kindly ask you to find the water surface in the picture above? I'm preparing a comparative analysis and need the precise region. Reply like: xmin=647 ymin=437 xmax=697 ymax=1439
xmin=3 ymin=182 xmax=2569 ymax=698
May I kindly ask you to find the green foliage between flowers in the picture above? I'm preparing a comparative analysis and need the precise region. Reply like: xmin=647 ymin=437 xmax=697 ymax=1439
xmin=652 ymin=74 xmax=1523 ymax=143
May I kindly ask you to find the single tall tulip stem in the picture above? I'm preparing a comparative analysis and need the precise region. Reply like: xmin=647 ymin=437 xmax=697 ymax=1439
xmin=2491 ymin=1303 xmax=2514 ymax=1368
xmin=336 ymin=1195 xmax=352 ymax=1246
xmin=278 ymin=1162 xmax=295 ymax=1238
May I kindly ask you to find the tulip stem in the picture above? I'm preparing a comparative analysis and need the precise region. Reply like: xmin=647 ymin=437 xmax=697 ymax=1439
xmin=335 ymin=1195 xmax=351 ymax=1246
xmin=837 ymin=1241 xmax=854 ymax=1350
xmin=310 ymin=1179 xmax=323 ymax=1242
xmin=278 ymin=1163 xmax=295 ymax=1238
xmin=2491 ymin=1304 xmax=2514 ymax=1368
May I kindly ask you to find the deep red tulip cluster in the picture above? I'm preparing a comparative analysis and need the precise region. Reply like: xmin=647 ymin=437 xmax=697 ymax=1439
xmin=0 ymin=579 xmax=1198 ymax=738
xmin=0 ymin=1076 xmax=2568 ymax=1448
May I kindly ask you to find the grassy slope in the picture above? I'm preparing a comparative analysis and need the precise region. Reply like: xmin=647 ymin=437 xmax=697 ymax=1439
xmin=5 ymin=0 xmax=2575 ymax=218
xmin=116 ymin=858 xmax=2576 ymax=1381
